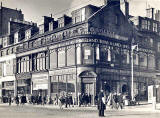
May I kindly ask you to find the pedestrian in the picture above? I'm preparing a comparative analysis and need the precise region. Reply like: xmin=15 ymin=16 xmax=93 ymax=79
xmin=97 ymin=90 xmax=106 ymax=117
xmin=117 ymin=93 xmax=123 ymax=109
xmin=8 ymin=96 xmax=12 ymax=106
xmin=15 ymin=95 xmax=19 ymax=106
xmin=65 ymin=95 xmax=68 ymax=108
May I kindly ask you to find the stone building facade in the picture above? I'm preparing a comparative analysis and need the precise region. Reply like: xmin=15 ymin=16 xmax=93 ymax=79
xmin=0 ymin=0 xmax=160 ymax=104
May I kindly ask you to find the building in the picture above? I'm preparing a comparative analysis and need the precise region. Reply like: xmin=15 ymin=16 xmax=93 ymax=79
xmin=130 ymin=7 xmax=160 ymax=100
xmin=0 ymin=0 xmax=160 ymax=104
xmin=0 ymin=17 xmax=38 ymax=100
xmin=0 ymin=3 xmax=24 ymax=36
xmin=15 ymin=0 xmax=134 ymax=104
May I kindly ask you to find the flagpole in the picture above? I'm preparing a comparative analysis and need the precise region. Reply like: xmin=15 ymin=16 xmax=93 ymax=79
xmin=131 ymin=46 xmax=134 ymax=101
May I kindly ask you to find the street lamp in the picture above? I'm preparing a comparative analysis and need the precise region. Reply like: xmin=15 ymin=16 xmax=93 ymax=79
xmin=131 ymin=44 xmax=138 ymax=101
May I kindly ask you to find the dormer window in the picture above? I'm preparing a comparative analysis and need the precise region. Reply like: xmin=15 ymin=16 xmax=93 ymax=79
xmin=153 ymin=22 xmax=158 ymax=32
xmin=39 ymin=25 xmax=44 ymax=34
xmin=25 ymin=29 xmax=31 ymax=40
xmin=58 ymin=18 xmax=64 ymax=28
xmin=49 ymin=22 xmax=53 ymax=31
xmin=141 ymin=19 xmax=148 ymax=30
xmin=72 ymin=8 xmax=86 ymax=24
xmin=14 ymin=32 xmax=19 ymax=43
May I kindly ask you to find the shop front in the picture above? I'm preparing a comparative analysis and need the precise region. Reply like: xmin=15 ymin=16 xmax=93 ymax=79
xmin=16 ymin=73 xmax=32 ymax=96
xmin=1 ymin=81 xmax=14 ymax=103
xmin=49 ymin=68 xmax=76 ymax=99
xmin=32 ymin=73 xmax=48 ymax=97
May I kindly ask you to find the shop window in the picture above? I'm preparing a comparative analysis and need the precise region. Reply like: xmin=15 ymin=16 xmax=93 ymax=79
xmin=66 ymin=45 xmax=75 ymax=66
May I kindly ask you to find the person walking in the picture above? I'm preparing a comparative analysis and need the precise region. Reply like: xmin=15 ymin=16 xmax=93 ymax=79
xmin=8 ymin=95 xmax=12 ymax=106
xmin=15 ymin=95 xmax=19 ymax=106
xmin=117 ymin=93 xmax=123 ymax=109
xmin=97 ymin=90 xmax=106 ymax=117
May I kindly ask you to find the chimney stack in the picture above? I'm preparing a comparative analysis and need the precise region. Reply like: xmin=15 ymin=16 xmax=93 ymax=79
xmin=104 ymin=0 xmax=121 ymax=9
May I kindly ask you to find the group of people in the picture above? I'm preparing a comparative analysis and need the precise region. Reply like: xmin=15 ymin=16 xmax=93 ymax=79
xmin=7 ymin=95 xmax=27 ymax=106
xmin=58 ymin=94 xmax=73 ymax=109
xmin=78 ymin=93 xmax=92 ymax=107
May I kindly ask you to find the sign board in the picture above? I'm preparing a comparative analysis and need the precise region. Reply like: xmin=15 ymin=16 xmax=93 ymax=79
xmin=148 ymin=85 xmax=154 ymax=103
xmin=33 ymin=83 xmax=48 ymax=90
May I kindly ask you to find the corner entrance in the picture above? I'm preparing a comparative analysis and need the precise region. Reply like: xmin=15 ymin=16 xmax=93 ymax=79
xmin=79 ymin=71 xmax=97 ymax=105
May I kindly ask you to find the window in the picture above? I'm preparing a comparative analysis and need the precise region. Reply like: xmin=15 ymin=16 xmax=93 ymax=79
xmin=139 ymin=52 xmax=147 ymax=67
xmin=25 ymin=29 xmax=31 ymax=40
xmin=58 ymin=18 xmax=64 ymax=28
xmin=76 ymin=45 xmax=81 ymax=65
xmin=96 ymin=45 xmax=100 ymax=61
xmin=72 ymin=8 xmax=85 ymax=24
xmin=147 ymin=21 xmax=151 ymax=30
xmin=100 ymin=45 xmax=110 ymax=62
xmin=66 ymin=45 xmax=75 ymax=66
xmin=141 ymin=20 xmax=147 ymax=30
xmin=58 ymin=47 xmax=66 ymax=67
xmin=50 ymin=49 xmax=58 ymax=69
xmin=149 ymin=38 xmax=153 ymax=47
xmin=121 ymin=49 xmax=130 ymax=64
xmin=37 ymin=52 xmax=46 ymax=71
xmin=111 ymin=46 xmax=120 ymax=64
xmin=14 ymin=32 xmax=19 ymax=43
xmin=82 ymin=43 xmax=94 ymax=64
xmin=158 ymin=42 xmax=160 ymax=52
xmin=81 ymin=8 xmax=85 ymax=21
xmin=153 ymin=22 xmax=158 ymax=32
xmin=133 ymin=53 xmax=139 ymax=65
xmin=49 ymin=22 xmax=53 ymax=31
xmin=148 ymin=54 xmax=155 ymax=69
xmin=39 ymin=25 xmax=44 ymax=34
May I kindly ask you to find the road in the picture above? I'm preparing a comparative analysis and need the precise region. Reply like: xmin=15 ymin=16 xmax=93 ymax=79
xmin=0 ymin=104 xmax=160 ymax=118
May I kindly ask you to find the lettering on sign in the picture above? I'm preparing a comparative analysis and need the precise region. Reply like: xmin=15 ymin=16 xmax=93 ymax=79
xmin=89 ymin=27 xmax=129 ymax=41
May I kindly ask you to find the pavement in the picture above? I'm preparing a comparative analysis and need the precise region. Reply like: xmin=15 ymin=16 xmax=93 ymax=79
xmin=0 ymin=101 xmax=160 ymax=113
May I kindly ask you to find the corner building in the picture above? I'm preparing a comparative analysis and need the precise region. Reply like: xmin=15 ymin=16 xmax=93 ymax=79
xmin=15 ymin=0 xmax=159 ymax=104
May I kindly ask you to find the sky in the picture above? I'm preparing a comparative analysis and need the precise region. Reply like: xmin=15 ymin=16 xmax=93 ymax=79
xmin=1 ymin=0 xmax=160 ymax=25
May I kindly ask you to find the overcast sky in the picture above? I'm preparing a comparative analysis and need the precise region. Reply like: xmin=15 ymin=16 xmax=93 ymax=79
xmin=1 ymin=0 xmax=160 ymax=25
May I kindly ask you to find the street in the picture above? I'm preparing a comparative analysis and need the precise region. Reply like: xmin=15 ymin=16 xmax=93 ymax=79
xmin=0 ymin=104 xmax=160 ymax=118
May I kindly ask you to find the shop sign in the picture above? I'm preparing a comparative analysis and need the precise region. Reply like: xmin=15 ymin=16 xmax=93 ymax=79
xmin=16 ymin=73 xmax=31 ymax=80
xmin=32 ymin=76 xmax=48 ymax=84
xmin=82 ymin=77 xmax=96 ymax=83
xmin=33 ymin=83 xmax=48 ymax=90
xmin=89 ymin=27 xmax=128 ymax=41
xmin=49 ymin=68 xmax=76 ymax=75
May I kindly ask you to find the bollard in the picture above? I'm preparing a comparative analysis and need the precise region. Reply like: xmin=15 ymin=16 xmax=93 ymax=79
xmin=152 ymin=97 xmax=156 ymax=110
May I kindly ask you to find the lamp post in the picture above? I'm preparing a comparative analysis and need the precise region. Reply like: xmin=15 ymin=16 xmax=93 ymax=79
xmin=131 ymin=44 xmax=138 ymax=101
